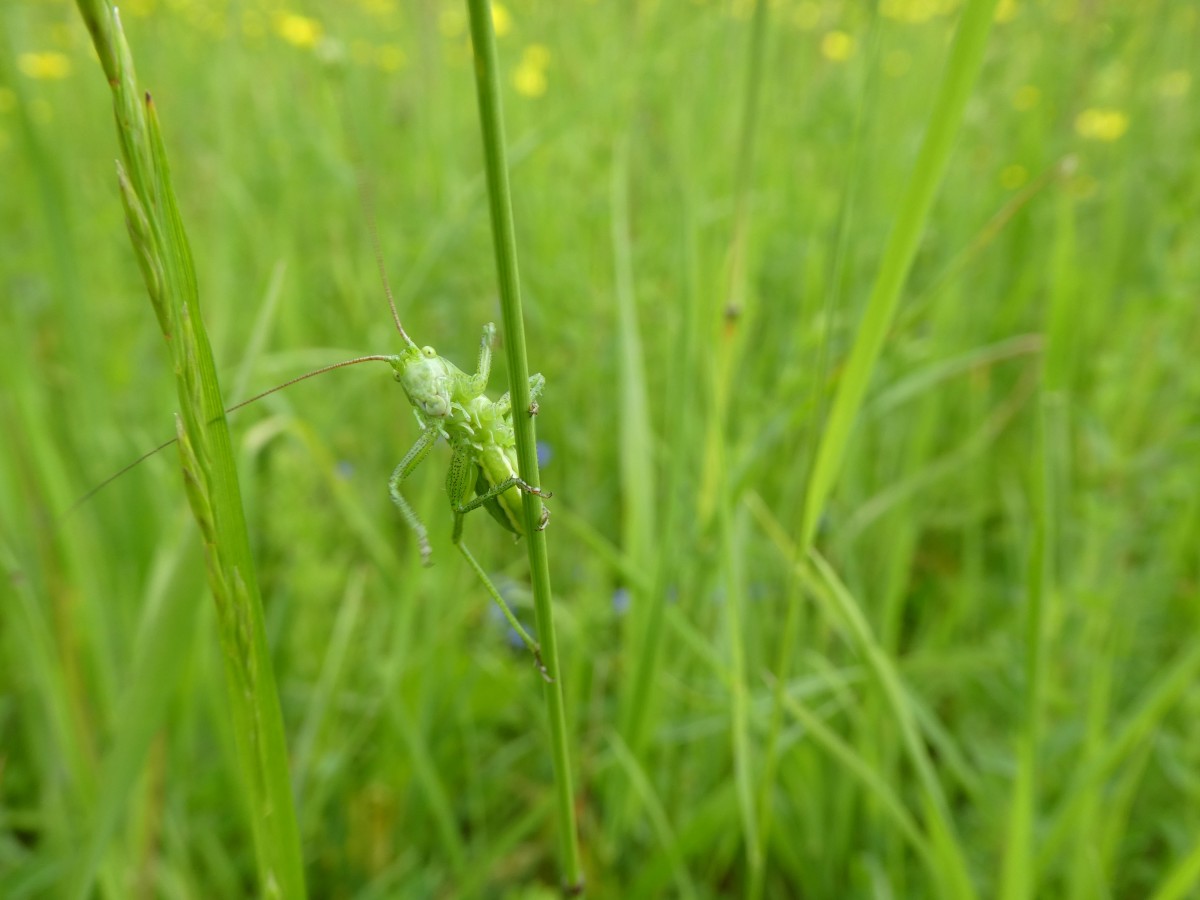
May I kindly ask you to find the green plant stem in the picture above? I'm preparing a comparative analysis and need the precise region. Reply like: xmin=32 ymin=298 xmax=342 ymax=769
xmin=800 ymin=0 xmax=1001 ymax=548
xmin=72 ymin=3 xmax=306 ymax=897
xmin=464 ymin=0 xmax=583 ymax=893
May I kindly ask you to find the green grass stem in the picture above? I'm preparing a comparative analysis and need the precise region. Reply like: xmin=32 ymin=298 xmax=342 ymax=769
xmin=464 ymin=0 xmax=583 ymax=892
xmin=800 ymin=0 xmax=1001 ymax=547
xmin=5 ymin=1 xmax=1196 ymax=895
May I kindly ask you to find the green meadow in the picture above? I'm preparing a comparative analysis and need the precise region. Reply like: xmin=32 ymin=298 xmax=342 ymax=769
xmin=2 ymin=0 xmax=1198 ymax=896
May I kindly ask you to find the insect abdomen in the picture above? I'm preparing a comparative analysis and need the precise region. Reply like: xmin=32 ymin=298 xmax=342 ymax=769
xmin=477 ymin=443 xmax=524 ymax=535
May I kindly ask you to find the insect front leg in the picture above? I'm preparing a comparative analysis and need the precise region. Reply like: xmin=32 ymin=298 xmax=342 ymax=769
xmin=495 ymin=373 xmax=545 ymax=418
xmin=464 ymin=322 xmax=497 ymax=397
xmin=388 ymin=426 xmax=440 ymax=565
xmin=444 ymin=440 xmax=552 ymax=682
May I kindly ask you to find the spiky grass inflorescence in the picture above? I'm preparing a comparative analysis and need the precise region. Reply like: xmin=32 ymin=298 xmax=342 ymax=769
xmin=72 ymin=2 xmax=306 ymax=897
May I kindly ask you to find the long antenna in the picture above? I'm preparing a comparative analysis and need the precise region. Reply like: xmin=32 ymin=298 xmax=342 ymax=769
xmin=358 ymin=176 xmax=413 ymax=346
xmin=66 ymin=354 xmax=398 ymax=514
xmin=71 ymin=179 xmax=413 ymax=515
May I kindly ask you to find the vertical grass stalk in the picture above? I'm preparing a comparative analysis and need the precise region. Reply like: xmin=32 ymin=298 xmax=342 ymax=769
xmin=73 ymin=3 xmax=306 ymax=897
xmin=800 ymin=0 xmax=1001 ymax=547
xmin=464 ymin=0 xmax=583 ymax=892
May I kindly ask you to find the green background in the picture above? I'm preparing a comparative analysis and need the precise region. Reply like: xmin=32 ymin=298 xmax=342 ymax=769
xmin=2 ymin=0 xmax=1197 ymax=896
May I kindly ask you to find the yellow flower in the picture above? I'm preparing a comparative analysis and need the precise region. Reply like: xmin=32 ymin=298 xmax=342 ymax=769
xmin=1074 ymin=108 xmax=1129 ymax=142
xmin=1012 ymin=84 xmax=1040 ymax=111
xmin=1000 ymin=164 xmax=1027 ymax=190
xmin=514 ymin=65 xmax=546 ymax=97
xmin=18 ymin=52 xmax=72 ymax=80
xmin=881 ymin=0 xmax=951 ymax=24
xmin=995 ymin=0 xmax=1017 ymax=23
xmin=820 ymin=31 xmax=854 ymax=62
xmin=492 ymin=2 xmax=512 ymax=37
xmin=376 ymin=44 xmax=406 ymax=73
xmin=513 ymin=44 xmax=550 ymax=98
xmin=361 ymin=0 xmax=396 ymax=16
xmin=524 ymin=44 xmax=550 ymax=68
xmin=275 ymin=13 xmax=323 ymax=49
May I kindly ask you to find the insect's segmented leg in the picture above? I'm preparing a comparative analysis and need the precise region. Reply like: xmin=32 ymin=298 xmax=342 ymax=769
xmin=495 ymin=373 xmax=545 ymax=417
xmin=444 ymin=440 xmax=477 ymax=520
xmin=528 ymin=372 xmax=545 ymax=403
xmin=454 ymin=474 xmax=552 ymax=520
xmin=388 ymin=426 xmax=440 ymax=565
xmin=454 ymin=540 xmax=552 ymax=682
xmin=465 ymin=322 xmax=496 ymax=397
xmin=444 ymin=440 xmax=552 ymax=681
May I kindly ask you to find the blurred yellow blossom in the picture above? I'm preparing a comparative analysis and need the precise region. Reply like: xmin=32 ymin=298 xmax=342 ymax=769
xmin=821 ymin=31 xmax=854 ymax=62
xmin=275 ymin=12 xmax=323 ymax=49
xmin=361 ymin=0 xmax=396 ymax=16
xmin=18 ymin=52 xmax=72 ymax=80
xmin=1069 ymin=172 xmax=1098 ymax=200
xmin=792 ymin=1 xmax=821 ymax=30
xmin=1000 ymin=164 xmax=1027 ymax=190
xmin=881 ymin=0 xmax=957 ymax=24
xmin=513 ymin=66 xmax=546 ymax=97
xmin=995 ymin=0 xmax=1017 ymax=22
xmin=492 ymin=2 xmax=512 ymax=37
xmin=376 ymin=44 xmax=406 ymax=72
xmin=513 ymin=44 xmax=550 ymax=98
xmin=1075 ymin=108 xmax=1129 ymax=142
xmin=1158 ymin=70 xmax=1190 ymax=98
xmin=1012 ymin=84 xmax=1040 ymax=111
xmin=524 ymin=44 xmax=550 ymax=68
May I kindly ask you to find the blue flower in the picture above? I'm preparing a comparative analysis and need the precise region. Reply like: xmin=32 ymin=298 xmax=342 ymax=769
xmin=612 ymin=587 xmax=631 ymax=616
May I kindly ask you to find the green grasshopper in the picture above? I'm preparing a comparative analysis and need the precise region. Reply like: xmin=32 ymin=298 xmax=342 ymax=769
xmin=76 ymin=244 xmax=553 ymax=680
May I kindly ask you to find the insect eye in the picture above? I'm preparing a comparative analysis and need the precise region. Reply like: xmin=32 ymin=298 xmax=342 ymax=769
xmin=422 ymin=346 xmax=436 ymax=358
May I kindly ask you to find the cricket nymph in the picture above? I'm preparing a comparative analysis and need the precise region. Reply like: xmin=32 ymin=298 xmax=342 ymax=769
xmin=384 ymin=322 xmax=549 ymax=553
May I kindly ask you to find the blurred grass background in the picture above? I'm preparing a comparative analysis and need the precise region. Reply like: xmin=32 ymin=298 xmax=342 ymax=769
xmin=2 ymin=0 xmax=1198 ymax=897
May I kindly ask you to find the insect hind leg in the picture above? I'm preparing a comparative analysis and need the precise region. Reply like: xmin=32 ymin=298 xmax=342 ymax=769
xmin=454 ymin=540 xmax=552 ymax=682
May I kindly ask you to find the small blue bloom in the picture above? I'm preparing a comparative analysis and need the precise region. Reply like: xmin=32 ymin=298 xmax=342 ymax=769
xmin=536 ymin=441 xmax=552 ymax=468
xmin=612 ymin=587 xmax=631 ymax=616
